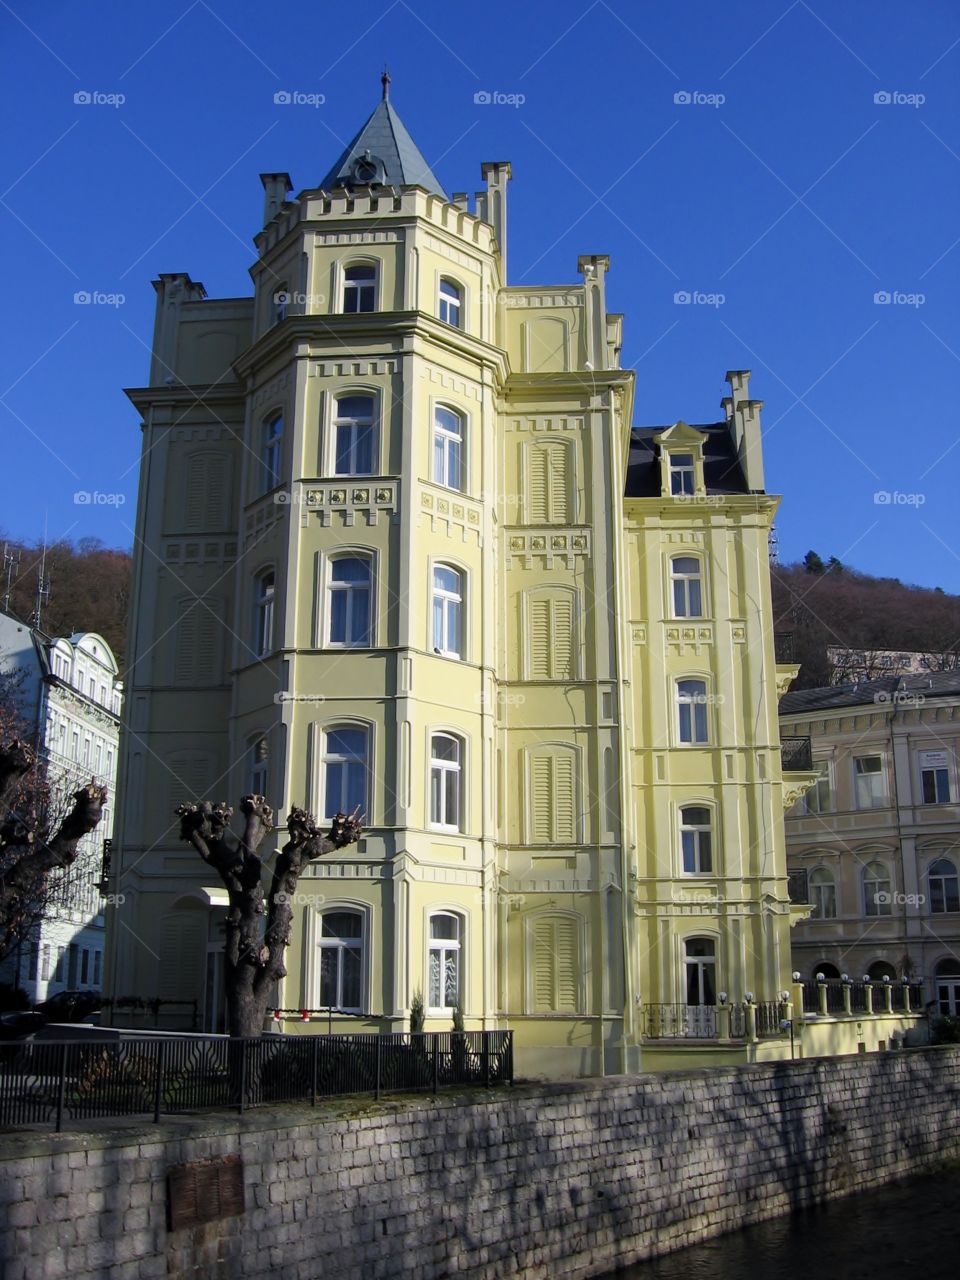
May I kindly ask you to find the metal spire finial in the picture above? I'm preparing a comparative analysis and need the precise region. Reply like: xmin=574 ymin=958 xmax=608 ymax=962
xmin=381 ymin=66 xmax=390 ymax=100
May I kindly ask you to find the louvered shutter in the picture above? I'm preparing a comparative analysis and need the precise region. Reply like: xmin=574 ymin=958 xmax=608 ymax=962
xmin=184 ymin=465 xmax=205 ymax=531
xmin=552 ymin=598 xmax=574 ymax=679
xmin=168 ymin=754 xmax=212 ymax=815
xmin=174 ymin=604 xmax=197 ymax=684
xmin=547 ymin=444 xmax=568 ymax=523
xmin=532 ymin=916 xmax=579 ymax=1012
xmin=552 ymin=754 xmax=576 ymax=841
xmin=527 ymin=447 xmax=548 ymax=523
xmin=158 ymin=912 xmax=206 ymax=1002
xmin=533 ymin=919 xmax=555 ymax=1011
xmin=529 ymin=598 xmax=551 ymax=677
xmin=195 ymin=611 xmax=220 ymax=683
xmin=531 ymin=756 xmax=553 ymax=841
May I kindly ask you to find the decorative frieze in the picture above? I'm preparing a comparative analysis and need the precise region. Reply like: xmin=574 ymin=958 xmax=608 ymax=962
xmin=665 ymin=624 xmax=714 ymax=655
xmin=504 ymin=528 xmax=590 ymax=568
xmin=312 ymin=231 xmax=400 ymax=245
xmin=252 ymin=370 xmax=292 ymax=412
xmin=165 ymin=540 xmax=238 ymax=566
xmin=503 ymin=293 xmax=583 ymax=308
xmin=419 ymin=363 xmax=483 ymax=401
xmin=419 ymin=488 xmax=482 ymax=543
xmin=299 ymin=480 xmax=399 ymax=527
xmin=506 ymin=415 xmax=585 ymax=434
xmin=309 ymin=359 xmax=398 ymax=378
xmin=423 ymin=235 xmax=483 ymax=274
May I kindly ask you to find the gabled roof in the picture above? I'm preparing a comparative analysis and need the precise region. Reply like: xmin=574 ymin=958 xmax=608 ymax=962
xmin=779 ymin=670 xmax=960 ymax=715
xmin=318 ymin=97 xmax=446 ymax=197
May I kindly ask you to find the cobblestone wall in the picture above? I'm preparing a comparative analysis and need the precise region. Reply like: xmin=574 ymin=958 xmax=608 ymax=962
xmin=2 ymin=1047 xmax=959 ymax=1280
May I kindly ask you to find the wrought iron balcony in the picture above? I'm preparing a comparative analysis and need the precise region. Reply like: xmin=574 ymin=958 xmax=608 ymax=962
xmin=774 ymin=631 xmax=796 ymax=663
xmin=780 ymin=735 xmax=813 ymax=771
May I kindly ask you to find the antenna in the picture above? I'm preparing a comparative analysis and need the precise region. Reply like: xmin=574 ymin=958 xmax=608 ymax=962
xmin=1 ymin=542 xmax=20 ymax=614
xmin=768 ymin=523 xmax=780 ymax=564
xmin=31 ymin=535 xmax=50 ymax=632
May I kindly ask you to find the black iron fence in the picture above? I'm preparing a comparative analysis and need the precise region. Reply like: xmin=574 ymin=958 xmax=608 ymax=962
xmin=0 ymin=1030 xmax=513 ymax=1133
xmin=780 ymin=736 xmax=813 ymax=771
xmin=800 ymin=980 xmax=922 ymax=1014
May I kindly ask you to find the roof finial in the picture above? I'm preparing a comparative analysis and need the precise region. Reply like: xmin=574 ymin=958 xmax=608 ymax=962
xmin=381 ymin=66 xmax=391 ymax=100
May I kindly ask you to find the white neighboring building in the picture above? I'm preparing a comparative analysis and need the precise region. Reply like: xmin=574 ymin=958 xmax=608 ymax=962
xmin=0 ymin=610 xmax=122 ymax=1002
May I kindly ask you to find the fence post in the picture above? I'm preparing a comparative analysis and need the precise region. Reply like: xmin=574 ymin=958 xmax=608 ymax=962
xmin=375 ymin=1035 xmax=382 ymax=1101
xmin=483 ymin=1033 xmax=490 ymax=1088
xmin=55 ymin=1043 xmax=68 ymax=1134
xmin=507 ymin=1032 xmax=514 ymax=1086
xmin=311 ymin=1037 xmax=319 ymax=1106
xmin=238 ymin=1039 xmax=247 ymax=1114
xmin=433 ymin=1035 xmax=439 ymax=1095
xmin=153 ymin=1040 xmax=165 ymax=1124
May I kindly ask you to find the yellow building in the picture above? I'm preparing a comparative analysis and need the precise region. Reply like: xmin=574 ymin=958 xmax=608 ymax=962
xmin=108 ymin=84 xmax=810 ymax=1075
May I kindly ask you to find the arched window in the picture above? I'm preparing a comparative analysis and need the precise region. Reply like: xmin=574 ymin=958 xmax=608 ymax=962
xmin=935 ymin=958 xmax=960 ymax=1016
xmin=862 ymin=860 xmax=892 ymax=916
xmin=253 ymin=571 xmax=275 ymax=657
xmin=322 ymin=726 xmax=368 ymax=819
xmin=670 ymin=556 xmax=703 ymax=618
xmin=430 ymin=734 xmax=462 ymax=830
xmin=809 ymin=867 xmax=837 ymax=919
xmin=676 ymin=679 xmax=709 ymax=744
xmin=867 ymin=960 xmax=897 ymax=981
xmin=327 ymin=555 xmax=372 ymax=647
xmin=679 ymin=806 xmax=712 ymax=874
xmin=318 ymin=910 xmax=364 ymax=1012
xmin=342 ymin=263 xmax=377 ymax=313
xmin=929 ymin=857 xmax=960 ymax=913
xmin=260 ymin=415 xmax=283 ymax=493
xmin=432 ymin=565 xmax=463 ymax=658
xmin=438 ymin=278 xmax=463 ymax=328
xmin=333 ymin=394 xmax=376 ymax=476
xmin=433 ymin=406 xmax=464 ymax=490
xmin=273 ymin=285 xmax=289 ymax=324
xmin=428 ymin=912 xmax=462 ymax=1011
xmin=249 ymin=736 xmax=268 ymax=797
xmin=684 ymin=937 xmax=716 ymax=1006
xmin=813 ymin=962 xmax=841 ymax=980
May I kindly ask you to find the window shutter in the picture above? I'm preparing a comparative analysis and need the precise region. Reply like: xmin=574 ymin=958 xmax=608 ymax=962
xmin=168 ymin=754 xmax=213 ymax=816
xmin=553 ymin=754 xmax=576 ymax=841
xmin=552 ymin=598 xmax=574 ymax=679
xmin=547 ymin=444 xmax=568 ymax=523
xmin=195 ymin=611 xmax=220 ymax=683
xmin=527 ymin=447 xmax=548 ymax=523
xmin=158 ymin=912 xmax=206 ymax=1002
xmin=529 ymin=598 xmax=551 ymax=677
xmin=532 ymin=916 xmax=579 ymax=1013
xmin=174 ymin=605 xmax=197 ymax=684
xmin=531 ymin=756 xmax=553 ymax=841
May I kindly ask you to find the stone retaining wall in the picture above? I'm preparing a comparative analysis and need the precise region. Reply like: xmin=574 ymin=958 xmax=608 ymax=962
xmin=2 ymin=1046 xmax=959 ymax=1279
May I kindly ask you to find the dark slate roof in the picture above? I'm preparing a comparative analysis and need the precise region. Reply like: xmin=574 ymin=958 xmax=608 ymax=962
xmin=318 ymin=99 xmax=446 ymax=197
xmin=780 ymin=670 xmax=960 ymax=715
xmin=625 ymin=423 xmax=749 ymax=498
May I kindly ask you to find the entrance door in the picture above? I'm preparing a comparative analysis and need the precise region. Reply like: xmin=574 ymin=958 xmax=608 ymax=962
xmin=935 ymin=959 xmax=960 ymax=1016
xmin=684 ymin=937 xmax=717 ymax=1035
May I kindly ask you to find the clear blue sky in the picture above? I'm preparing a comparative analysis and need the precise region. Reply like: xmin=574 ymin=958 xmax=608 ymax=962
xmin=2 ymin=0 xmax=958 ymax=588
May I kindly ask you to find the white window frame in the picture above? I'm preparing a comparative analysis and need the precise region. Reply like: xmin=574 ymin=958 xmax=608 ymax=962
xmin=805 ymin=760 xmax=833 ymax=814
xmin=668 ymin=452 xmax=696 ymax=496
xmin=682 ymin=935 xmax=718 ymax=1007
xmin=809 ymin=866 xmax=838 ymax=919
xmin=427 ymin=911 xmax=463 ymax=1013
xmin=670 ymin=556 xmax=704 ymax=618
xmin=254 ymin=570 xmax=276 ymax=657
xmin=331 ymin=391 xmax=378 ymax=477
xmin=429 ymin=732 xmax=463 ymax=831
xmin=321 ymin=724 xmax=369 ymax=821
xmin=260 ymin=414 xmax=283 ymax=494
xmin=326 ymin=553 xmax=373 ymax=648
xmin=854 ymin=755 xmax=887 ymax=809
xmin=919 ymin=751 xmax=953 ymax=805
xmin=676 ymin=678 xmax=710 ymax=745
xmin=432 ymin=403 xmax=465 ymax=492
xmin=679 ymin=805 xmax=713 ymax=874
xmin=340 ymin=260 xmax=379 ymax=314
xmin=432 ymin=563 xmax=464 ymax=659
xmin=928 ymin=858 xmax=960 ymax=914
xmin=862 ymin=860 xmax=892 ymax=916
xmin=438 ymin=277 xmax=463 ymax=328
xmin=317 ymin=909 xmax=365 ymax=1013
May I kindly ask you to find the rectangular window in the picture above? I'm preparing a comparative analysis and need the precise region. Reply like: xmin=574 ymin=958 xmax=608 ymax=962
xmin=323 ymin=728 xmax=368 ymax=820
xmin=805 ymin=761 xmax=832 ymax=813
xmin=80 ymin=949 xmax=89 ymax=983
xmin=40 ymin=944 xmax=50 ymax=981
xmin=854 ymin=756 xmax=886 ymax=808
xmin=919 ymin=751 xmax=952 ymax=804
xmin=669 ymin=453 xmax=695 ymax=495
xmin=53 ymin=946 xmax=65 ymax=983
xmin=677 ymin=680 xmax=709 ymax=744
xmin=93 ymin=951 xmax=102 ymax=986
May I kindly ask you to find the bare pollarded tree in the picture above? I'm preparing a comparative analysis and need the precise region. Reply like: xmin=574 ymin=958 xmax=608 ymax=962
xmin=176 ymin=796 xmax=362 ymax=1037
xmin=0 ymin=737 xmax=107 ymax=963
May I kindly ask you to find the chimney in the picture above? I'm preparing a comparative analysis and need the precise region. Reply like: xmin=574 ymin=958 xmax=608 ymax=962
xmin=481 ymin=161 xmax=512 ymax=279
xmin=724 ymin=369 xmax=765 ymax=491
xmin=149 ymin=273 xmax=206 ymax=386
xmin=578 ymin=254 xmax=610 ymax=370
xmin=260 ymin=172 xmax=293 ymax=227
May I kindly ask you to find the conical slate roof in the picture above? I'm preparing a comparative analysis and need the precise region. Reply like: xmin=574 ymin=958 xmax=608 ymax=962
xmin=318 ymin=95 xmax=446 ymax=197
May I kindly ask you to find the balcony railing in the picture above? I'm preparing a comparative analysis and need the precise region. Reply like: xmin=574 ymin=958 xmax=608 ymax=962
xmin=774 ymin=632 xmax=796 ymax=663
xmin=642 ymin=1002 xmax=787 ymax=1041
xmin=781 ymin=736 xmax=813 ymax=771
xmin=800 ymin=980 xmax=922 ymax=1014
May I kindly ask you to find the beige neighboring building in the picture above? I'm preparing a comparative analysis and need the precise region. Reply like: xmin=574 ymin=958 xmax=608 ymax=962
xmin=781 ymin=672 xmax=960 ymax=1015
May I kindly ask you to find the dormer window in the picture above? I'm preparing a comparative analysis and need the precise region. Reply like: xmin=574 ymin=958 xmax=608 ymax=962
xmin=342 ymin=263 xmax=377 ymax=313
xmin=669 ymin=453 xmax=695 ymax=496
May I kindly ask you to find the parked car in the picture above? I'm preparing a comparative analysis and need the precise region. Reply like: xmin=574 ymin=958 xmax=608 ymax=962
xmin=34 ymin=990 xmax=102 ymax=1022
xmin=0 ymin=1010 xmax=47 ymax=1040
